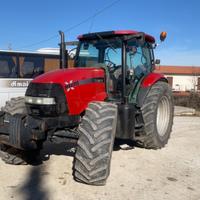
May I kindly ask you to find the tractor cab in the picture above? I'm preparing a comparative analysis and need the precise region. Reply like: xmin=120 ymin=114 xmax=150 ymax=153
xmin=74 ymin=30 xmax=156 ymax=101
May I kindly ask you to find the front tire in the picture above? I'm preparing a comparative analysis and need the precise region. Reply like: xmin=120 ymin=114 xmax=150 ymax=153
xmin=138 ymin=81 xmax=174 ymax=149
xmin=73 ymin=102 xmax=118 ymax=185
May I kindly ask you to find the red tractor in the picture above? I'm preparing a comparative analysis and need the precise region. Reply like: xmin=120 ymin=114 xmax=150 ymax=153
xmin=0 ymin=30 xmax=173 ymax=185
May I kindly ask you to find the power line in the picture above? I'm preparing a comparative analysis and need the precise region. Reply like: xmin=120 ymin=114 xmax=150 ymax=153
xmin=19 ymin=0 xmax=121 ymax=50
xmin=63 ymin=0 xmax=121 ymax=33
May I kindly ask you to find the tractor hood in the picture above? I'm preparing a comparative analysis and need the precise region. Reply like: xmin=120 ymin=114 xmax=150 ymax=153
xmin=28 ymin=67 xmax=107 ymax=115
xmin=32 ymin=67 xmax=105 ymax=86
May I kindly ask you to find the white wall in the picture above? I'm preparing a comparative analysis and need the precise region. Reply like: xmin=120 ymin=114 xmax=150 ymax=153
xmin=165 ymin=75 xmax=199 ymax=91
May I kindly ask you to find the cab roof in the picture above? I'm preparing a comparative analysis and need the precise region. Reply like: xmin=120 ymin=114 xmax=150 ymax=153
xmin=78 ymin=30 xmax=155 ymax=43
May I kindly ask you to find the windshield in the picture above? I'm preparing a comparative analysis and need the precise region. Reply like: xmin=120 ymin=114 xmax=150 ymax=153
xmin=75 ymin=38 xmax=152 ymax=80
xmin=75 ymin=38 xmax=122 ymax=67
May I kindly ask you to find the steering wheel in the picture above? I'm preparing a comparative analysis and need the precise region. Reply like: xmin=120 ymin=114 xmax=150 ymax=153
xmin=104 ymin=59 xmax=116 ymax=69
xmin=104 ymin=59 xmax=121 ymax=73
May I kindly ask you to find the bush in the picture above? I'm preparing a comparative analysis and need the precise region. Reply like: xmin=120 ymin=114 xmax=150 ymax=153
xmin=174 ymin=92 xmax=200 ymax=111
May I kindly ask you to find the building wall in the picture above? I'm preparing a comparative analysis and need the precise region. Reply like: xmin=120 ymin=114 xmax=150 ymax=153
xmin=165 ymin=75 xmax=200 ymax=92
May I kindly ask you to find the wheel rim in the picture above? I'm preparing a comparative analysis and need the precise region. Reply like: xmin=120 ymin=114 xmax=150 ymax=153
xmin=156 ymin=96 xmax=170 ymax=137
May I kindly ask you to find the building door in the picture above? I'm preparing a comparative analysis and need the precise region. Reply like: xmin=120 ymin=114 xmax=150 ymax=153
xmin=166 ymin=76 xmax=173 ymax=87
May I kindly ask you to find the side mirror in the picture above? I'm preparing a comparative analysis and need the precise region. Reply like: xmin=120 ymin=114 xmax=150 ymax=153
xmin=160 ymin=31 xmax=167 ymax=42
xmin=155 ymin=59 xmax=160 ymax=65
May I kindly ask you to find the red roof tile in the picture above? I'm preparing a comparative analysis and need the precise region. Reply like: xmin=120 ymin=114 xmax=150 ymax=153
xmin=154 ymin=66 xmax=200 ymax=75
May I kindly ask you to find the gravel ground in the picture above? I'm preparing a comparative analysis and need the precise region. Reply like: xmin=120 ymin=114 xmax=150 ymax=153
xmin=0 ymin=116 xmax=200 ymax=200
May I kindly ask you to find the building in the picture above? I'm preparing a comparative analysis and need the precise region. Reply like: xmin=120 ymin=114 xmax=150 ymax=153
xmin=155 ymin=66 xmax=200 ymax=92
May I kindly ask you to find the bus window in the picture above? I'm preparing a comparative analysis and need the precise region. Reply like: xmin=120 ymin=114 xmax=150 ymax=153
xmin=0 ymin=55 xmax=17 ymax=78
xmin=20 ymin=56 xmax=44 ymax=78
xmin=44 ymin=57 xmax=60 ymax=72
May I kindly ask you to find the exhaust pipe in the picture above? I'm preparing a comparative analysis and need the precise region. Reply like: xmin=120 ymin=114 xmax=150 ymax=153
xmin=59 ymin=31 xmax=68 ymax=69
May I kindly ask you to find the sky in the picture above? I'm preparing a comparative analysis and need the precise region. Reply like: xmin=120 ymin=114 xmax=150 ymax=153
xmin=0 ymin=0 xmax=199 ymax=66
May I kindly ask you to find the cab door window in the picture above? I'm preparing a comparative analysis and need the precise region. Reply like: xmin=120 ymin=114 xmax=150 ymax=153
xmin=104 ymin=47 xmax=121 ymax=66
xmin=126 ymin=42 xmax=151 ymax=79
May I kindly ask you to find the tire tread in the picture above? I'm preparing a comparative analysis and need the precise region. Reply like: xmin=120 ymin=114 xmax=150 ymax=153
xmin=73 ymin=101 xmax=117 ymax=185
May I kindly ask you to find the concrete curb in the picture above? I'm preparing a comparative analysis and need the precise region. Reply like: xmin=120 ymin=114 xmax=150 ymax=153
xmin=174 ymin=106 xmax=197 ymax=116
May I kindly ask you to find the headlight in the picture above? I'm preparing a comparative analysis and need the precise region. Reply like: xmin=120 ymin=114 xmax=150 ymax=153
xmin=25 ymin=96 xmax=56 ymax=105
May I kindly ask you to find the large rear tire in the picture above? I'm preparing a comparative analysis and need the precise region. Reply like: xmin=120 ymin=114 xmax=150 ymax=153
xmin=0 ymin=97 xmax=40 ymax=165
xmin=73 ymin=102 xmax=117 ymax=185
xmin=138 ymin=81 xmax=174 ymax=149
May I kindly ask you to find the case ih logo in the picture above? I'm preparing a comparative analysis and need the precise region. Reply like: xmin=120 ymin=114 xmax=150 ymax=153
xmin=65 ymin=77 xmax=104 ymax=92
xmin=65 ymin=80 xmax=79 ymax=92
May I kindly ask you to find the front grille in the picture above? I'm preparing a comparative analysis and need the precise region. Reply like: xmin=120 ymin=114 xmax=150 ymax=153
xmin=25 ymin=83 xmax=68 ymax=117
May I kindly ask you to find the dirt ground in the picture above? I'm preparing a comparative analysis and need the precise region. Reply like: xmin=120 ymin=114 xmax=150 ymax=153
xmin=0 ymin=116 xmax=200 ymax=200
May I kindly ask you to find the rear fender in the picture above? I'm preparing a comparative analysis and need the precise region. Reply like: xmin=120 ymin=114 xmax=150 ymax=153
xmin=137 ymin=73 xmax=168 ymax=107
xmin=141 ymin=73 xmax=167 ymax=88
